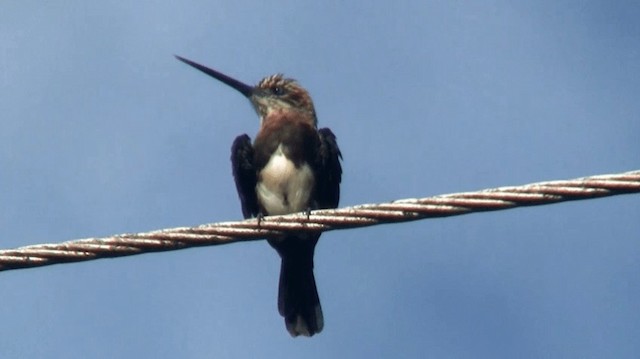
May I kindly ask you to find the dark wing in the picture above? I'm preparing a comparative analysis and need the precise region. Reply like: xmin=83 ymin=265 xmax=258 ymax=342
xmin=231 ymin=134 xmax=259 ymax=219
xmin=315 ymin=128 xmax=342 ymax=209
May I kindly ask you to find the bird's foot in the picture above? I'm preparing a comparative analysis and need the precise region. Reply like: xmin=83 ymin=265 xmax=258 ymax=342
xmin=256 ymin=213 xmax=264 ymax=228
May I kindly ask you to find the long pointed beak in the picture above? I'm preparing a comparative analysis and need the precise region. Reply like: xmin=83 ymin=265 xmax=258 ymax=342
xmin=175 ymin=55 xmax=254 ymax=98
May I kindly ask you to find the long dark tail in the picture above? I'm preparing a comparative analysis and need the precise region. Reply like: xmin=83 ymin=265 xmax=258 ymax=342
xmin=270 ymin=235 xmax=323 ymax=337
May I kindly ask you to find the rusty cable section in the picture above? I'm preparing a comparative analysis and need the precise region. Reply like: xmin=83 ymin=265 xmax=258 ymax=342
xmin=1 ymin=170 xmax=638 ymax=272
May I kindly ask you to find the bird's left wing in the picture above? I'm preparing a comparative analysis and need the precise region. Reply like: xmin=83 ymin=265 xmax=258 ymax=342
xmin=315 ymin=128 xmax=342 ymax=209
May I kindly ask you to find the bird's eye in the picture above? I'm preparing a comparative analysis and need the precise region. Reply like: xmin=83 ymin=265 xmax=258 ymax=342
xmin=272 ymin=86 xmax=284 ymax=96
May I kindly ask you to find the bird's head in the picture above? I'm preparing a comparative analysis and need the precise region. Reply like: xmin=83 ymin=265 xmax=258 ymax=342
xmin=176 ymin=55 xmax=317 ymax=127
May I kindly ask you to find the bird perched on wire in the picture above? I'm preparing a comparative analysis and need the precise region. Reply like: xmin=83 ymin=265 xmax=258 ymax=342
xmin=176 ymin=55 xmax=342 ymax=337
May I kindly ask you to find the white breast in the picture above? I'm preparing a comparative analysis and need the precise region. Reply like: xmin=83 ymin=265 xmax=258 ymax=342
xmin=257 ymin=144 xmax=315 ymax=216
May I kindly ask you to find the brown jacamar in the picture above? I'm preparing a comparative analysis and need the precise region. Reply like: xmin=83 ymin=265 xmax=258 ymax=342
xmin=176 ymin=55 xmax=342 ymax=337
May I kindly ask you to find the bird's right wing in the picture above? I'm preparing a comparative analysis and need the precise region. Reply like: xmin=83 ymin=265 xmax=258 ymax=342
xmin=231 ymin=134 xmax=259 ymax=219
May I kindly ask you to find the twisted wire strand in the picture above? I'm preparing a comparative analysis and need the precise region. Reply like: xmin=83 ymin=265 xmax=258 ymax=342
xmin=1 ymin=170 xmax=638 ymax=272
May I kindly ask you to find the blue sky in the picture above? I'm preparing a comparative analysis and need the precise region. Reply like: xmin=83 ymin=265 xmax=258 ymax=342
xmin=1 ymin=1 xmax=639 ymax=358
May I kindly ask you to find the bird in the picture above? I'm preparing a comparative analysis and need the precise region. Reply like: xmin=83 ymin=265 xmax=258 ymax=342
xmin=175 ymin=55 xmax=342 ymax=337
